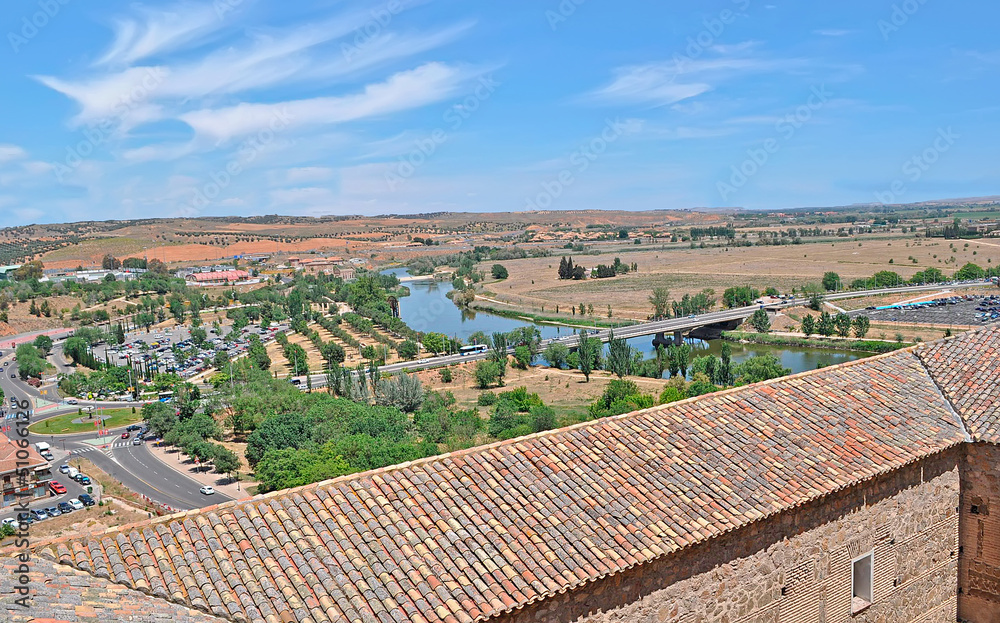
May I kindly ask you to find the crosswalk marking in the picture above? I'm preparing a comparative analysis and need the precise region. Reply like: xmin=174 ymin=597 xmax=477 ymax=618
xmin=70 ymin=441 xmax=135 ymax=455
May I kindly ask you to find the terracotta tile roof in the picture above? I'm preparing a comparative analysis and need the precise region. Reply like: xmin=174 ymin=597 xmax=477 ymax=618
xmin=27 ymin=347 xmax=972 ymax=622
xmin=917 ymin=325 xmax=1000 ymax=442
xmin=0 ymin=555 xmax=223 ymax=622
xmin=0 ymin=432 xmax=47 ymax=474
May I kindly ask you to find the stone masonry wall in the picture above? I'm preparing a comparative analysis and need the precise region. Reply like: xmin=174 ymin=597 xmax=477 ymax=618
xmin=959 ymin=443 xmax=1000 ymax=623
xmin=490 ymin=449 xmax=961 ymax=623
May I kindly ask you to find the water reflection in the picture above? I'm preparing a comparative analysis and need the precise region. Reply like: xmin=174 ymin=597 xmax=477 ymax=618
xmin=383 ymin=267 xmax=866 ymax=375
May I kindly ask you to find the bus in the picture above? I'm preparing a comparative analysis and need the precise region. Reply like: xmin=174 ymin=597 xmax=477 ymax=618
xmin=459 ymin=344 xmax=489 ymax=356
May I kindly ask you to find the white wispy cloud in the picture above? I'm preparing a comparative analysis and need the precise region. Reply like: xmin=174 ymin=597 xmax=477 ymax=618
xmin=96 ymin=2 xmax=231 ymax=66
xmin=589 ymin=64 xmax=711 ymax=107
xmin=813 ymin=29 xmax=854 ymax=37
xmin=180 ymin=62 xmax=473 ymax=143
xmin=586 ymin=50 xmax=807 ymax=107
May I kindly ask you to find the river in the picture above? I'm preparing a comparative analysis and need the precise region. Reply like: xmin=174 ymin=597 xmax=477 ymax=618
xmin=383 ymin=268 xmax=866 ymax=375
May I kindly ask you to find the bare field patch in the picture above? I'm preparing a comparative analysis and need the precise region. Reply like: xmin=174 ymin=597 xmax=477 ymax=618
xmin=414 ymin=361 xmax=669 ymax=420
xmin=485 ymin=237 xmax=1000 ymax=318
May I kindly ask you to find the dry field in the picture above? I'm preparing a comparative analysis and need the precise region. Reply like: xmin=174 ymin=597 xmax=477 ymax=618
xmin=486 ymin=237 xmax=1000 ymax=319
xmin=413 ymin=360 xmax=670 ymax=422
xmin=264 ymin=320 xmax=409 ymax=376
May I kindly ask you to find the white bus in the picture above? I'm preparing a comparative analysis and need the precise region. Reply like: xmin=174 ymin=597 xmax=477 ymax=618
xmin=459 ymin=344 xmax=489 ymax=356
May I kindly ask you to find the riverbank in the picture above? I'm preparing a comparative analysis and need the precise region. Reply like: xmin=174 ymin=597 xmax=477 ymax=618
xmin=469 ymin=300 xmax=637 ymax=330
xmin=721 ymin=331 xmax=911 ymax=354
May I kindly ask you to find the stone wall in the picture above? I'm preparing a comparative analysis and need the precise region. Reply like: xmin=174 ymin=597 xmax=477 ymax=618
xmin=959 ymin=443 xmax=1000 ymax=623
xmin=490 ymin=449 xmax=961 ymax=623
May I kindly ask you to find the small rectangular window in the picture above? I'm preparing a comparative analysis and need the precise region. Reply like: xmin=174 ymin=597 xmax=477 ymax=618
xmin=852 ymin=551 xmax=873 ymax=614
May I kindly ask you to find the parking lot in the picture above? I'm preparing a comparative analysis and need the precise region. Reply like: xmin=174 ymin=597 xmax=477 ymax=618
xmin=88 ymin=322 xmax=289 ymax=389
xmin=849 ymin=293 xmax=1000 ymax=326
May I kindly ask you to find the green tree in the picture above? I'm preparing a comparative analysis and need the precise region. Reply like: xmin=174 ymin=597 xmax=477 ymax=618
xmin=491 ymin=264 xmax=509 ymax=280
xmin=821 ymin=272 xmax=841 ymax=292
xmin=801 ymin=315 xmax=816 ymax=336
xmin=32 ymin=334 xmax=53 ymax=357
xmin=396 ymin=339 xmax=419 ymax=360
xmin=247 ymin=335 xmax=271 ymax=370
xmin=817 ymin=311 xmax=836 ymax=337
xmin=190 ymin=327 xmax=207 ymax=347
xmin=512 ymin=345 xmax=532 ymax=369
xmin=954 ymin=262 xmax=985 ymax=280
xmin=852 ymin=315 xmax=871 ymax=338
xmin=749 ymin=309 xmax=771 ymax=333
xmin=144 ymin=401 xmax=179 ymax=438
xmin=576 ymin=332 xmax=597 ymax=382
xmin=648 ymin=287 xmax=671 ymax=319
xmin=834 ymin=313 xmax=852 ymax=337
xmin=212 ymin=446 xmax=241 ymax=480
xmin=321 ymin=342 xmax=346 ymax=366
xmin=718 ymin=343 xmax=734 ymax=387
xmin=422 ymin=332 xmax=448 ymax=355
xmin=605 ymin=333 xmax=637 ymax=378
xmin=543 ymin=343 xmax=569 ymax=369
xmin=489 ymin=332 xmax=508 ymax=385
xmin=474 ymin=360 xmax=502 ymax=389
xmin=733 ymin=354 xmax=791 ymax=385
xmin=722 ymin=286 xmax=760 ymax=308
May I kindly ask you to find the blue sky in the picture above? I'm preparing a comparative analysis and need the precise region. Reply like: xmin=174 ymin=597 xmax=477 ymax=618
xmin=1 ymin=0 xmax=998 ymax=226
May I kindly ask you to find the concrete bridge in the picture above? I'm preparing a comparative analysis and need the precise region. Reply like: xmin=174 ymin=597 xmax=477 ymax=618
xmin=297 ymin=281 xmax=997 ymax=385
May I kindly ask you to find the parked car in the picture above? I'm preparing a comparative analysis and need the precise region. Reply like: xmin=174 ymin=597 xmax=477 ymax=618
xmin=44 ymin=506 xmax=61 ymax=517
xmin=126 ymin=424 xmax=143 ymax=432
xmin=1 ymin=517 xmax=17 ymax=529
xmin=77 ymin=475 xmax=91 ymax=486
xmin=59 ymin=464 xmax=70 ymax=474
xmin=30 ymin=509 xmax=48 ymax=521
xmin=57 ymin=501 xmax=74 ymax=514
xmin=68 ymin=499 xmax=85 ymax=510
xmin=77 ymin=494 xmax=94 ymax=507
xmin=49 ymin=481 xmax=67 ymax=495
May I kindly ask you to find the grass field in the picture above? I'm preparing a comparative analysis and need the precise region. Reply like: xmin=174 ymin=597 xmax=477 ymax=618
xmin=29 ymin=408 xmax=142 ymax=435
xmin=485 ymin=235 xmax=1000 ymax=319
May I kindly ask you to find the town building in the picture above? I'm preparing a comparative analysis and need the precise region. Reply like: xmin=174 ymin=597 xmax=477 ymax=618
xmin=0 ymin=432 xmax=51 ymax=508
xmin=0 ymin=265 xmax=22 ymax=281
xmin=5 ymin=326 xmax=1000 ymax=622
xmin=186 ymin=270 xmax=251 ymax=286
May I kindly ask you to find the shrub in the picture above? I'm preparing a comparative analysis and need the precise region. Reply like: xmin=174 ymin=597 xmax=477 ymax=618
xmin=477 ymin=392 xmax=497 ymax=406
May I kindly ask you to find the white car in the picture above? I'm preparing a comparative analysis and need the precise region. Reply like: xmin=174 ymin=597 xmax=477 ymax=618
xmin=199 ymin=486 xmax=215 ymax=495
xmin=1 ymin=518 xmax=17 ymax=529
xmin=67 ymin=499 xmax=84 ymax=511
xmin=59 ymin=464 xmax=70 ymax=474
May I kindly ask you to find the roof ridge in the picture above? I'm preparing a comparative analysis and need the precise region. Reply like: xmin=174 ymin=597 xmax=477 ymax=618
xmin=912 ymin=340 xmax=974 ymax=443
